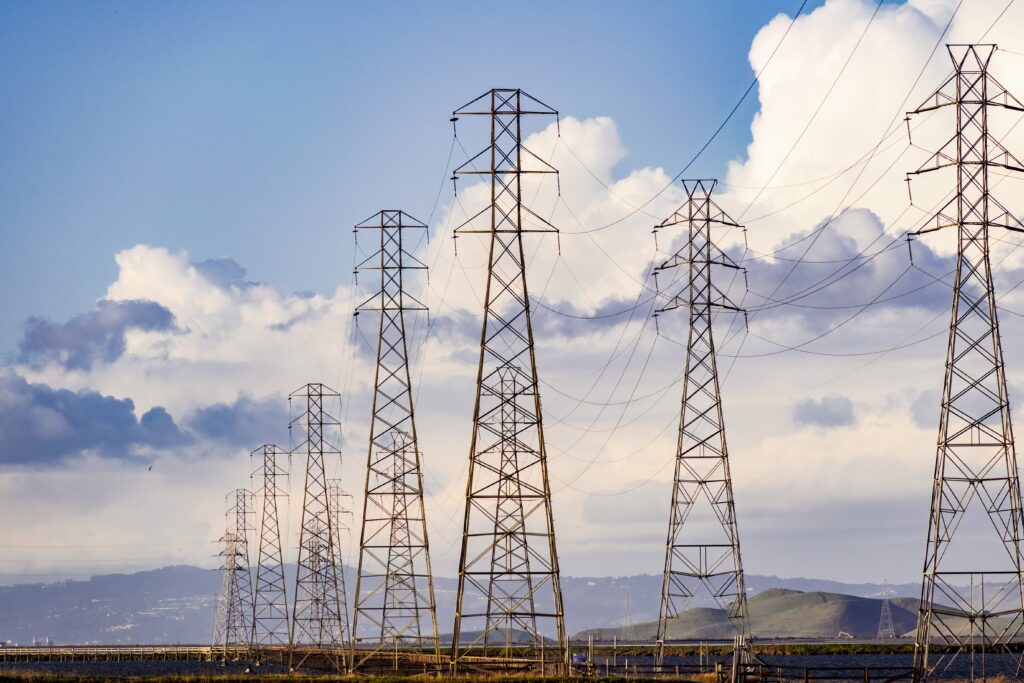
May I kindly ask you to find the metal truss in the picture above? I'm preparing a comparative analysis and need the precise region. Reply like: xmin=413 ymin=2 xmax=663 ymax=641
xmin=351 ymin=210 xmax=439 ymax=662
xmin=450 ymin=89 xmax=566 ymax=670
xmin=289 ymin=384 xmax=348 ymax=672
xmin=877 ymin=583 xmax=896 ymax=640
xmin=653 ymin=180 xmax=750 ymax=668
xmin=328 ymin=478 xmax=353 ymax=658
xmin=906 ymin=44 xmax=1024 ymax=680
xmin=212 ymin=489 xmax=255 ymax=654
xmin=212 ymin=532 xmax=245 ymax=652
xmin=251 ymin=444 xmax=289 ymax=650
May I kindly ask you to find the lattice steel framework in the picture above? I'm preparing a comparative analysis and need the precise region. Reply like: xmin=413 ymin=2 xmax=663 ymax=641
xmin=328 ymin=478 xmax=353 ymax=655
xmin=653 ymin=180 xmax=750 ymax=667
xmin=906 ymin=45 xmax=1024 ymax=680
xmin=251 ymin=444 xmax=289 ymax=649
xmin=450 ymin=89 xmax=566 ymax=669
xmin=351 ymin=210 xmax=438 ymax=661
xmin=289 ymin=384 xmax=347 ymax=672
xmin=877 ymin=583 xmax=896 ymax=640
xmin=212 ymin=489 xmax=255 ymax=653
xmin=212 ymin=532 xmax=246 ymax=652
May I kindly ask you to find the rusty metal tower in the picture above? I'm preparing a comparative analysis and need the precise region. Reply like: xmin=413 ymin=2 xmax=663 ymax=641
xmin=653 ymin=180 xmax=750 ymax=667
xmin=289 ymin=383 xmax=347 ymax=672
xmin=351 ymin=210 xmax=439 ymax=662
xmin=906 ymin=44 xmax=1024 ymax=680
xmin=450 ymin=89 xmax=566 ymax=670
xmin=213 ymin=489 xmax=255 ymax=654
xmin=251 ymin=444 xmax=290 ymax=649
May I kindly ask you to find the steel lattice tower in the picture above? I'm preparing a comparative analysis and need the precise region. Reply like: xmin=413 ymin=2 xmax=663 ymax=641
xmin=328 ymin=478 xmax=353 ymax=656
xmin=213 ymin=489 xmax=255 ymax=653
xmin=251 ymin=444 xmax=290 ymax=649
xmin=450 ymin=89 xmax=566 ymax=669
xmin=623 ymin=590 xmax=635 ymax=642
xmin=212 ymin=532 xmax=246 ymax=652
xmin=289 ymin=383 xmax=348 ymax=672
xmin=351 ymin=210 xmax=439 ymax=661
xmin=906 ymin=44 xmax=1024 ymax=680
xmin=877 ymin=582 xmax=896 ymax=640
xmin=653 ymin=180 xmax=750 ymax=667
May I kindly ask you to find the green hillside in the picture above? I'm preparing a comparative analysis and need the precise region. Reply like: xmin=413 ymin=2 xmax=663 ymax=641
xmin=578 ymin=589 xmax=920 ymax=640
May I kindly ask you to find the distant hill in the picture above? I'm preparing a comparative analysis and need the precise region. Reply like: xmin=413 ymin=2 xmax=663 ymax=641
xmin=0 ymin=565 xmax=219 ymax=645
xmin=0 ymin=566 xmax=921 ymax=645
xmin=578 ymin=588 xmax=921 ymax=640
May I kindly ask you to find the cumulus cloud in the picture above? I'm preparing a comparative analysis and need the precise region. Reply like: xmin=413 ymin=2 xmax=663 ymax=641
xmin=17 ymin=299 xmax=176 ymax=371
xmin=9 ymin=0 xmax=1024 ymax=583
xmin=192 ymin=258 xmax=257 ymax=290
xmin=0 ymin=366 xmax=295 ymax=468
xmin=15 ymin=244 xmax=355 ymax=419
xmin=184 ymin=394 xmax=290 ymax=447
xmin=0 ymin=369 xmax=189 ymax=466
xmin=910 ymin=389 xmax=939 ymax=429
xmin=792 ymin=395 xmax=857 ymax=429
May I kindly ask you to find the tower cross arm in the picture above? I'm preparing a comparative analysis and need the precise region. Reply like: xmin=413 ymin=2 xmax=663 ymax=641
xmin=454 ymin=203 xmax=559 ymax=235
xmin=355 ymin=290 xmax=428 ymax=313
xmin=453 ymin=88 xmax=558 ymax=117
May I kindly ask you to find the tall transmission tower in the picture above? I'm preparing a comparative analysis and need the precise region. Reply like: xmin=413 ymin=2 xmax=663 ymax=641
xmin=212 ymin=489 xmax=255 ymax=654
xmin=351 ymin=210 xmax=439 ymax=662
xmin=906 ymin=44 xmax=1024 ymax=680
xmin=212 ymin=532 xmax=247 ymax=653
xmin=449 ymin=89 xmax=566 ymax=670
xmin=877 ymin=581 xmax=896 ymax=640
xmin=289 ymin=384 xmax=347 ymax=672
xmin=653 ymin=180 xmax=750 ymax=668
xmin=328 ymin=477 xmax=353 ymax=658
xmin=623 ymin=590 xmax=635 ymax=642
xmin=251 ymin=444 xmax=290 ymax=650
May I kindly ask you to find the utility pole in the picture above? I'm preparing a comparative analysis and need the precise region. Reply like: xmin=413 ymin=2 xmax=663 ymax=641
xmin=449 ymin=89 xmax=566 ymax=671
xmin=213 ymin=489 xmax=255 ymax=656
xmin=351 ymin=210 xmax=439 ymax=666
xmin=906 ymin=44 xmax=1024 ymax=680
xmin=289 ymin=383 xmax=347 ymax=672
xmin=251 ymin=445 xmax=289 ymax=651
xmin=653 ymin=180 xmax=750 ymax=671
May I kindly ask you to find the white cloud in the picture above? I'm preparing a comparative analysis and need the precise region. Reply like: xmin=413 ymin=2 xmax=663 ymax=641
xmin=8 ymin=0 xmax=1024 ymax=587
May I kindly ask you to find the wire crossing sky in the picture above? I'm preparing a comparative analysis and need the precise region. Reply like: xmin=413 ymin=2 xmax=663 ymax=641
xmin=3 ymin=0 xmax=1024 ymax=590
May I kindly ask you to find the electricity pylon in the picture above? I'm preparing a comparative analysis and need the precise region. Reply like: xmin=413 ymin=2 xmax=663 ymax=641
xmin=213 ymin=489 xmax=255 ymax=654
xmin=450 ymin=89 xmax=566 ymax=670
xmin=328 ymin=478 xmax=353 ymax=657
xmin=251 ymin=444 xmax=289 ymax=650
xmin=212 ymin=532 xmax=246 ymax=653
xmin=877 ymin=582 xmax=896 ymax=640
xmin=289 ymin=384 xmax=347 ymax=672
xmin=653 ymin=180 xmax=750 ymax=669
xmin=906 ymin=44 xmax=1024 ymax=680
xmin=351 ymin=210 xmax=439 ymax=663
xmin=623 ymin=590 xmax=635 ymax=642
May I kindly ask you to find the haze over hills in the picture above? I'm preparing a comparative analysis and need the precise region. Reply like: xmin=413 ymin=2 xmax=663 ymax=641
xmin=580 ymin=588 xmax=920 ymax=640
xmin=0 ymin=565 xmax=917 ymax=645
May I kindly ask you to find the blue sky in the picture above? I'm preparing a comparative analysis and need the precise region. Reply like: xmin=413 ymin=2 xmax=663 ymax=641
xmin=5 ymin=0 xmax=1024 ymax=586
xmin=0 ymin=0 xmax=810 ymax=355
